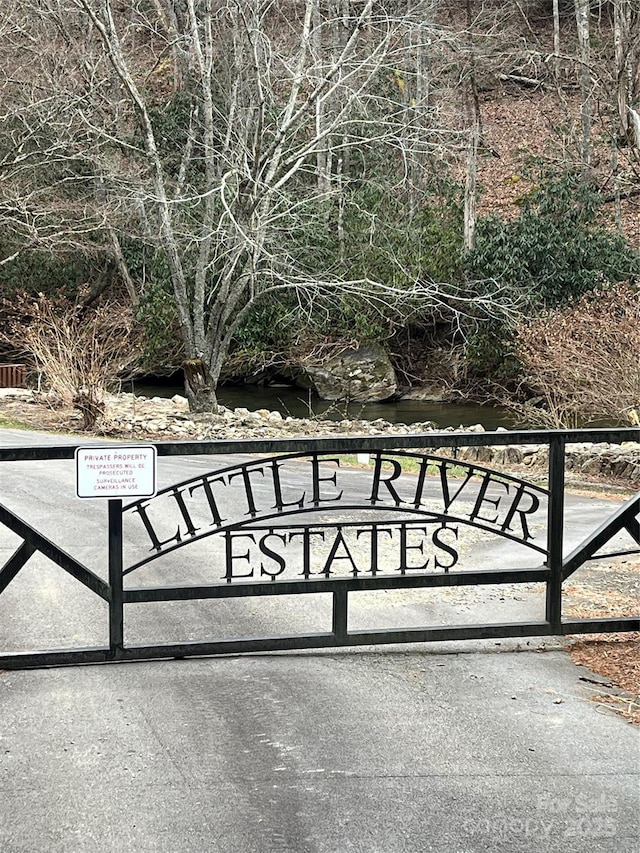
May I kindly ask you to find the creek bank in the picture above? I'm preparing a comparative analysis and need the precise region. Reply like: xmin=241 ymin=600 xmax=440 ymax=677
xmin=1 ymin=390 xmax=638 ymax=484
xmin=223 ymin=343 xmax=451 ymax=404
xmin=92 ymin=393 xmax=640 ymax=486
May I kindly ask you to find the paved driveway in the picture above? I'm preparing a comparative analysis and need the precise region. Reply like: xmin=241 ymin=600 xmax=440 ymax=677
xmin=0 ymin=430 xmax=638 ymax=853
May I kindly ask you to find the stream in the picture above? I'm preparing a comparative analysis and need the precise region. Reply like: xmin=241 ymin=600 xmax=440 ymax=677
xmin=133 ymin=379 xmax=513 ymax=430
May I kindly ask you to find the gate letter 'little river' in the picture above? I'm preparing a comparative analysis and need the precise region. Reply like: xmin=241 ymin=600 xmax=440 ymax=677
xmin=124 ymin=452 xmax=545 ymax=581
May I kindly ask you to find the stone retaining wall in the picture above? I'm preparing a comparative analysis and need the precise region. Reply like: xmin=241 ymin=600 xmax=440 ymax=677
xmin=99 ymin=393 xmax=640 ymax=485
xmin=2 ymin=390 xmax=638 ymax=485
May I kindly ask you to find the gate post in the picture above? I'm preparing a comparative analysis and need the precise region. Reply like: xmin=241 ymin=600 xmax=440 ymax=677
xmin=545 ymin=436 xmax=565 ymax=630
xmin=108 ymin=499 xmax=124 ymax=658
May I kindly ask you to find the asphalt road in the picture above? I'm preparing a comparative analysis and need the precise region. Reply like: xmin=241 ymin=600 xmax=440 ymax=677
xmin=0 ymin=429 xmax=638 ymax=853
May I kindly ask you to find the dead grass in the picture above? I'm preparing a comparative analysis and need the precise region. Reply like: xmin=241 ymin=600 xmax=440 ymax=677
xmin=0 ymin=394 xmax=83 ymax=433
xmin=570 ymin=635 xmax=640 ymax=725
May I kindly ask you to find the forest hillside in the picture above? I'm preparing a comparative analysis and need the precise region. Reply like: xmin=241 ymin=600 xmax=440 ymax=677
xmin=0 ymin=0 xmax=638 ymax=425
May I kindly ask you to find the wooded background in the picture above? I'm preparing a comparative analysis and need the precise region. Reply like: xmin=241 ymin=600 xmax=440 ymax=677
xmin=1 ymin=1 xmax=638 ymax=420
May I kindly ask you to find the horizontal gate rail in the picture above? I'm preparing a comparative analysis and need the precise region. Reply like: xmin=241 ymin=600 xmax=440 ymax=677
xmin=1 ymin=426 xmax=639 ymax=462
xmin=0 ymin=427 xmax=638 ymax=669
xmin=1 ymin=616 xmax=638 ymax=671
xmin=124 ymin=566 xmax=552 ymax=602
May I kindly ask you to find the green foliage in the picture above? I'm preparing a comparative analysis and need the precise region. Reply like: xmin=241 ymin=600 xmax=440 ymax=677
xmin=136 ymin=278 xmax=181 ymax=370
xmin=336 ymin=173 xmax=465 ymax=289
xmin=339 ymin=300 xmax=387 ymax=341
xmin=230 ymin=293 xmax=387 ymax=366
xmin=312 ymin=297 xmax=388 ymax=344
xmin=338 ymin=179 xmax=465 ymax=340
xmin=0 ymin=243 xmax=84 ymax=299
xmin=467 ymin=173 xmax=640 ymax=310
xmin=415 ymin=190 xmax=465 ymax=284
xmin=129 ymin=244 xmax=183 ymax=370
xmin=233 ymin=297 xmax=296 ymax=354
xmin=464 ymin=172 xmax=640 ymax=386
xmin=280 ymin=171 xmax=465 ymax=346
xmin=147 ymin=92 xmax=196 ymax=179
xmin=463 ymin=323 xmax=521 ymax=388
xmin=213 ymin=147 xmax=442 ymax=354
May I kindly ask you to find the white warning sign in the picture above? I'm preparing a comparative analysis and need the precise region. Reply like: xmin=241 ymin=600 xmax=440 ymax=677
xmin=75 ymin=446 xmax=157 ymax=499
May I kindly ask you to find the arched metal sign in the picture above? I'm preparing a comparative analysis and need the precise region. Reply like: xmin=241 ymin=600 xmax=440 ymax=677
xmin=122 ymin=451 xmax=548 ymax=583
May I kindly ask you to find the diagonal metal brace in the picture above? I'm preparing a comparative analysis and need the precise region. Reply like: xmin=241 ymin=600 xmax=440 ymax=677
xmin=0 ymin=503 xmax=110 ymax=601
xmin=0 ymin=541 xmax=37 ymax=595
xmin=563 ymin=492 xmax=640 ymax=579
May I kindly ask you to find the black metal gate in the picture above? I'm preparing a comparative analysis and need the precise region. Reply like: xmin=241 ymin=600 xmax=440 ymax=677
xmin=1 ymin=428 xmax=638 ymax=669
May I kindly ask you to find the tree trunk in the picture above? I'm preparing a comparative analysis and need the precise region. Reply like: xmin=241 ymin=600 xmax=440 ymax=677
xmin=312 ymin=0 xmax=330 ymax=193
xmin=463 ymin=0 xmax=480 ymax=251
xmin=107 ymin=224 xmax=138 ymax=306
xmin=613 ymin=0 xmax=634 ymax=144
xmin=183 ymin=358 xmax=219 ymax=412
xmin=464 ymin=123 xmax=479 ymax=251
xmin=575 ymin=0 xmax=592 ymax=171
xmin=552 ymin=0 xmax=561 ymax=80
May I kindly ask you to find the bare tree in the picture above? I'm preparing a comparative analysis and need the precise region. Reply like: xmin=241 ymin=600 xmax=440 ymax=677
xmin=613 ymin=0 xmax=640 ymax=147
xmin=0 ymin=0 xmax=139 ymax=307
xmin=2 ymin=0 xmax=517 ymax=410
xmin=552 ymin=0 xmax=562 ymax=79
xmin=574 ymin=0 xmax=592 ymax=170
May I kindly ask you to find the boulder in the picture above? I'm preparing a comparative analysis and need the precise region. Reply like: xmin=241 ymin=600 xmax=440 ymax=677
xmin=303 ymin=344 xmax=397 ymax=402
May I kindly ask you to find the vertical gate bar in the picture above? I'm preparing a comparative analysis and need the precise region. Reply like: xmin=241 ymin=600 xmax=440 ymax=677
xmin=332 ymin=587 xmax=348 ymax=642
xmin=545 ymin=436 xmax=565 ymax=629
xmin=108 ymin=499 xmax=124 ymax=656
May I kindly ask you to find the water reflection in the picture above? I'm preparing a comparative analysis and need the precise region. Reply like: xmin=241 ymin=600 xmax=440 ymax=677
xmin=133 ymin=380 xmax=513 ymax=430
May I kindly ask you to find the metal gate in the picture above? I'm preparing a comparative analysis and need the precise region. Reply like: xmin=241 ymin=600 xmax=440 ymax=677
xmin=1 ymin=428 xmax=638 ymax=669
